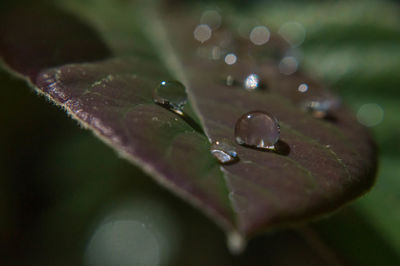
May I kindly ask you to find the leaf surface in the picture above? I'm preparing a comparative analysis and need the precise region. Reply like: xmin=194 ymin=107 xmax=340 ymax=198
xmin=0 ymin=0 xmax=377 ymax=238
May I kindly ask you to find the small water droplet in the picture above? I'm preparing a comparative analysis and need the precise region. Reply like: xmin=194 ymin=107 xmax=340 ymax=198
xmin=298 ymin=83 xmax=308 ymax=93
xmin=226 ymin=75 xmax=235 ymax=86
xmin=211 ymin=46 xmax=221 ymax=60
xmin=235 ymin=111 xmax=280 ymax=150
xmin=249 ymin=25 xmax=270 ymax=46
xmin=194 ymin=24 xmax=212 ymax=43
xmin=153 ymin=81 xmax=187 ymax=115
xmin=224 ymin=53 xmax=237 ymax=65
xmin=210 ymin=139 xmax=238 ymax=164
xmin=244 ymin=74 xmax=260 ymax=91
xmin=303 ymin=98 xmax=340 ymax=118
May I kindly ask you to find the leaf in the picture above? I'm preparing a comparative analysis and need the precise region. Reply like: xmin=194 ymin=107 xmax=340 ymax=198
xmin=0 ymin=0 xmax=377 ymax=240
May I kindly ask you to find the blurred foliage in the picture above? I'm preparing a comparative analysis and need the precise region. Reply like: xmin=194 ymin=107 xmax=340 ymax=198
xmin=255 ymin=0 xmax=400 ymax=252
xmin=1 ymin=0 xmax=400 ymax=265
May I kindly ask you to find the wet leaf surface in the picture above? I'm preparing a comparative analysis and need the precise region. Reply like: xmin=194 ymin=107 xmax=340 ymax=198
xmin=0 ymin=0 xmax=377 ymax=239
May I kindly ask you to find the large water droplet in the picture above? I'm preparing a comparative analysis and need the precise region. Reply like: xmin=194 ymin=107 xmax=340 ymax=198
xmin=235 ymin=111 xmax=280 ymax=150
xmin=244 ymin=74 xmax=260 ymax=91
xmin=153 ymin=81 xmax=187 ymax=115
xmin=210 ymin=139 xmax=238 ymax=164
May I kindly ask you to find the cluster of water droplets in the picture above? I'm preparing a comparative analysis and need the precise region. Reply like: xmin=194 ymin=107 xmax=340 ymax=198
xmin=151 ymin=11 xmax=342 ymax=165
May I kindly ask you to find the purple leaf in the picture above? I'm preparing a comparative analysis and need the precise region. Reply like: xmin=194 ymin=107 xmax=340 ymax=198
xmin=0 ymin=2 xmax=377 ymax=241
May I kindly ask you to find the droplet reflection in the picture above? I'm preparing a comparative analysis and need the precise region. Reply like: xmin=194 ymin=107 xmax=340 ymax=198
xmin=235 ymin=111 xmax=280 ymax=150
xmin=194 ymin=24 xmax=212 ymax=43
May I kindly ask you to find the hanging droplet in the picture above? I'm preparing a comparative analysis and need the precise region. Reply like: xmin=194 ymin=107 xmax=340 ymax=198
xmin=210 ymin=139 xmax=238 ymax=164
xmin=235 ymin=111 xmax=280 ymax=150
xmin=244 ymin=74 xmax=260 ymax=91
xmin=227 ymin=231 xmax=246 ymax=255
xmin=153 ymin=81 xmax=187 ymax=115
xmin=303 ymin=98 xmax=340 ymax=118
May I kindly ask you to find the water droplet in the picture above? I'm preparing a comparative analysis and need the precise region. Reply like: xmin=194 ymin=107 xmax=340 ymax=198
xmin=210 ymin=139 xmax=238 ymax=164
xmin=193 ymin=24 xmax=212 ymax=43
xmin=298 ymin=83 xmax=308 ymax=93
xmin=224 ymin=53 xmax=237 ymax=65
xmin=279 ymin=56 xmax=298 ymax=75
xmin=227 ymin=231 xmax=246 ymax=255
xmin=278 ymin=22 xmax=306 ymax=47
xmin=357 ymin=103 xmax=384 ymax=127
xmin=249 ymin=26 xmax=270 ymax=46
xmin=211 ymin=46 xmax=221 ymax=60
xmin=244 ymin=74 xmax=260 ymax=91
xmin=226 ymin=75 xmax=235 ymax=86
xmin=200 ymin=10 xmax=222 ymax=30
xmin=235 ymin=111 xmax=280 ymax=150
xmin=153 ymin=81 xmax=187 ymax=115
xmin=303 ymin=98 xmax=340 ymax=118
